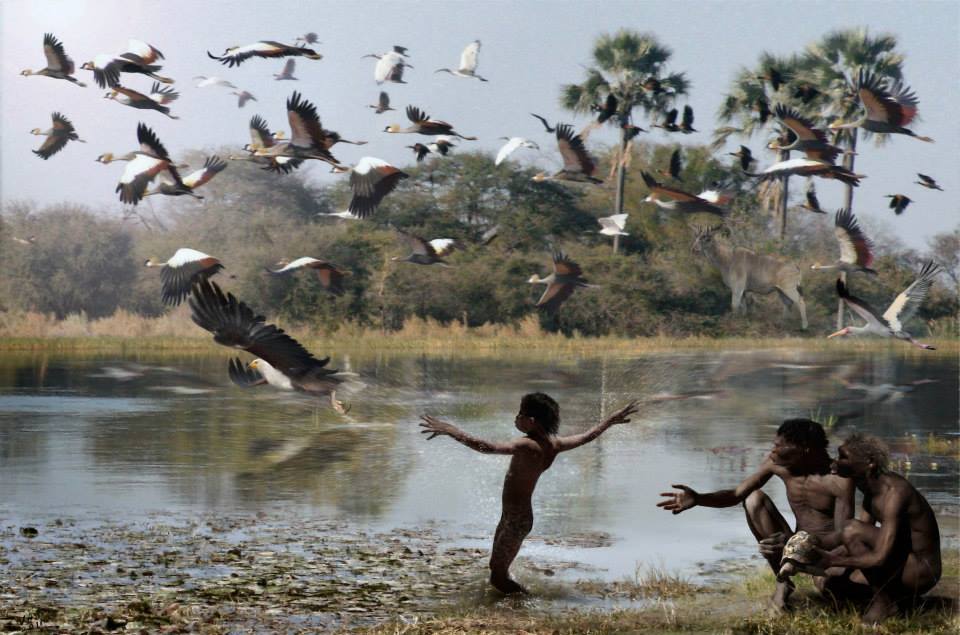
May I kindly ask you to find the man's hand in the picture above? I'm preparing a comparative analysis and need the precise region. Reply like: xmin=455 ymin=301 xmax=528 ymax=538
xmin=604 ymin=400 xmax=640 ymax=426
xmin=656 ymin=484 xmax=698 ymax=514
xmin=759 ymin=531 xmax=788 ymax=558
xmin=419 ymin=415 xmax=458 ymax=440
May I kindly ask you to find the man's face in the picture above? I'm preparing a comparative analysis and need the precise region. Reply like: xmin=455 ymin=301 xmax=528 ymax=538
xmin=770 ymin=435 xmax=805 ymax=467
xmin=515 ymin=411 xmax=537 ymax=434
xmin=832 ymin=443 xmax=868 ymax=478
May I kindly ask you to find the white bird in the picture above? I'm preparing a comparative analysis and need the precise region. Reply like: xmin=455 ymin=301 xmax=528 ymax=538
xmin=435 ymin=40 xmax=487 ymax=81
xmin=144 ymin=248 xmax=224 ymax=306
xmin=274 ymin=59 xmax=298 ymax=81
xmin=597 ymin=214 xmax=629 ymax=237
xmin=193 ymin=76 xmax=237 ymax=89
xmin=747 ymin=157 xmax=864 ymax=187
xmin=81 ymin=39 xmax=171 ymax=88
xmin=364 ymin=51 xmax=410 ymax=84
xmin=331 ymin=157 xmax=409 ymax=219
xmin=829 ymin=261 xmax=942 ymax=349
xmin=495 ymin=137 xmax=539 ymax=166
xmin=318 ymin=210 xmax=361 ymax=220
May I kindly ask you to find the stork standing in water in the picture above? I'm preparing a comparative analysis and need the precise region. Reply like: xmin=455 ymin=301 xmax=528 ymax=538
xmin=829 ymin=69 xmax=933 ymax=142
xmin=31 ymin=112 xmax=85 ymax=159
xmin=144 ymin=248 xmax=224 ymax=306
xmin=811 ymin=208 xmax=877 ymax=275
xmin=829 ymin=261 xmax=942 ymax=349
xmin=188 ymin=280 xmax=349 ymax=415
xmin=528 ymin=251 xmax=593 ymax=312
xmin=434 ymin=40 xmax=488 ymax=82
xmin=21 ymin=33 xmax=86 ymax=86
xmin=530 ymin=114 xmax=601 ymax=184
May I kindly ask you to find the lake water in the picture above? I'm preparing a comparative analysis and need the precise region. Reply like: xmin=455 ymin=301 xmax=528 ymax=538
xmin=1 ymin=347 xmax=957 ymax=584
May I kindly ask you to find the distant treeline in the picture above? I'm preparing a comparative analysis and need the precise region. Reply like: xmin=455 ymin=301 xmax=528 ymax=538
xmin=0 ymin=144 xmax=956 ymax=338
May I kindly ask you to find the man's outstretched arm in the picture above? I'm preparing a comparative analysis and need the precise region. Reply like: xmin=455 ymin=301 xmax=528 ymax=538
xmin=555 ymin=401 xmax=639 ymax=452
xmin=419 ymin=415 xmax=517 ymax=454
xmin=657 ymin=460 xmax=776 ymax=513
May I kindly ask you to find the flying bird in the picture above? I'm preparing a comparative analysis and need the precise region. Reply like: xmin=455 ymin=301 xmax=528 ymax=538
xmin=915 ymin=174 xmax=943 ymax=191
xmin=679 ymin=105 xmax=697 ymax=134
xmin=364 ymin=51 xmax=410 ymax=84
xmin=753 ymin=97 xmax=771 ymax=124
xmin=591 ymin=94 xmax=619 ymax=124
xmin=21 ymin=33 xmax=86 ymax=86
xmin=295 ymin=33 xmax=320 ymax=45
xmin=528 ymin=251 xmax=593 ymax=312
xmin=368 ymin=91 xmax=394 ymax=114
xmin=385 ymin=106 xmax=476 ymax=139
xmin=250 ymin=92 xmax=341 ymax=165
xmin=188 ymin=279 xmax=349 ymax=414
xmin=265 ymin=257 xmax=348 ymax=295
xmin=768 ymin=104 xmax=843 ymax=164
xmin=596 ymin=213 xmax=629 ymax=237
xmin=729 ymin=145 xmax=755 ymax=171
xmin=31 ymin=112 xmax=84 ymax=159
xmin=208 ymin=41 xmax=322 ymax=67
xmin=652 ymin=108 xmax=680 ymax=133
xmin=232 ymin=115 xmax=302 ymax=174
xmin=111 ymin=123 xmax=193 ymax=204
xmin=746 ymin=158 xmax=864 ymax=187
xmin=146 ymin=156 xmax=227 ymax=198
xmin=392 ymin=231 xmax=462 ymax=266
xmin=104 ymin=83 xmax=179 ymax=118
xmin=81 ymin=39 xmax=171 ymax=88
xmin=495 ymin=137 xmax=539 ymax=165
xmin=885 ymin=194 xmax=912 ymax=215
xmin=193 ymin=76 xmax=236 ymax=89
xmin=757 ymin=67 xmax=787 ymax=91
xmin=435 ymin=40 xmax=487 ymax=81
xmin=531 ymin=115 xmax=601 ymax=184
xmin=657 ymin=148 xmax=683 ymax=181
xmin=641 ymin=172 xmax=727 ymax=217
xmin=408 ymin=137 xmax=455 ymax=162
xmin=232 ymin=90 xmax=257 ymax=108
xmin=830 ymin=261 xmax=942 ymax=349
xmin=331 ymin=157 xmax=408 ymax=218
xmin=798 ymin=182 xmax=826 ymax=214
xmin=273 ymin=59 xmax=298 ymax=80
xmin=829 ymin=69 xmax=933 ymax=142
xmin=145 ymin=248 xmax=224 ymax=306
xmin=811 ymin=208 xmax=877 ymax=275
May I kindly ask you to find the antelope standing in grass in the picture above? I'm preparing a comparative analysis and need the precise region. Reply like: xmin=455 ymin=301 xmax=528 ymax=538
xmin=692 ymin=225 xmax=807 ymax=330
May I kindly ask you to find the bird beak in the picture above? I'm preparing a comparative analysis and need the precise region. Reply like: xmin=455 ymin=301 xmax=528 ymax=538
xmin=826 ymin=328 xmax=847 ymax=339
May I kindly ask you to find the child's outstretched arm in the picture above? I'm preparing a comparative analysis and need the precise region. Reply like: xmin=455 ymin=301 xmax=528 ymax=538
xmin=555 ymin=400 xmax=639 ymax=452
xmin=419 ymin=415 xmax=518 ymax=454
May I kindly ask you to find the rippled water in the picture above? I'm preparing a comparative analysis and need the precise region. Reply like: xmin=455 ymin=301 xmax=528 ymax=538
xmin=0 ymin=348 xmax=956 ymax=580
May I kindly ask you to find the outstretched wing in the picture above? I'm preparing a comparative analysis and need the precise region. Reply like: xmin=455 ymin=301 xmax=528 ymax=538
xmin=459 ymin=40 xmax=480 ymax=73
xmin=857 ymin=69 xmax=919 ymax=127
xmin=137 ymin=122 xmax=170 ymax=158
xmin=227 ymin=357 xmax=267 ymax=388
xmin=881 ymin=261 xmax=941 ymax=332
xmin=348 ymin=157 xmax=408 ymax=218
xmin=834 ymin=208 xmax=873 ymax=268
xmin=555 ymin=124 xmax=596 ymax=176
xmin=43 ymin=33 xmax=73 ymax=73
xmin=182 ymin=156 xmax=227 ymax=189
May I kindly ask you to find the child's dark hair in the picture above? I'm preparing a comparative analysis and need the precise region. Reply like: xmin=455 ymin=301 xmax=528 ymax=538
xmin=520 ymin=392 xmax=560 ymax=435
xmin=777 ymin=418 xmax=828 ymax=450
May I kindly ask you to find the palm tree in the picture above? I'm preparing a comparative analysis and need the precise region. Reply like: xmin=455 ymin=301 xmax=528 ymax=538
xmin=560 ymin=30 xmax=689 ymax=253
xmin=798 ymin=29 xmax=905 ymax=327
xmin=714 ymin=52 xmax=804 ymax=241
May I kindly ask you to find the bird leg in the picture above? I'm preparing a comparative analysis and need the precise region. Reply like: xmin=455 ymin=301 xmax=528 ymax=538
xmin=908 ymin=336 xmax=936 ymax=351
xmin=331 ymin=391 xmax=351 ymax=415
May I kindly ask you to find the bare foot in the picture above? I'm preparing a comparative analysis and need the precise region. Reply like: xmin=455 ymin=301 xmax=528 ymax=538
xmin=862 ymin=591 xmax=899 ymax=625
xmin=491 ymin=573 xmax=528 ymax=595
xmin=770 ymin=580 xmax=794 ymax=612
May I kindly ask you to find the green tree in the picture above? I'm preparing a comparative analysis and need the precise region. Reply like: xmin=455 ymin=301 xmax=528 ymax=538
xmin=560 ymin=30 xmax=689 ymax=253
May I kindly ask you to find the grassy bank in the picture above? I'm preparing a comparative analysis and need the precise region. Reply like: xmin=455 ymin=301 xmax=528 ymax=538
xmin=0 ymin=310 xmax=956 ymax=356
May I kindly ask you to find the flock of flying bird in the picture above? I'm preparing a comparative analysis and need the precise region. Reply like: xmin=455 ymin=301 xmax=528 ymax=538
xmin=17 ymin=31 xmax=947 ymax=412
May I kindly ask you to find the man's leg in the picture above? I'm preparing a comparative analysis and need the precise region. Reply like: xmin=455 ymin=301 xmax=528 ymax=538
xmin=742 ymin=490 xmax=794 ymax=610
xmin=489 ymin=514 xmax=533 ymax=594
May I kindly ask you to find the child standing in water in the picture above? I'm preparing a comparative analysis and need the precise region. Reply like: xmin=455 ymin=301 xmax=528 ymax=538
xmin=420 ymin=393 xmax=638 ymax=594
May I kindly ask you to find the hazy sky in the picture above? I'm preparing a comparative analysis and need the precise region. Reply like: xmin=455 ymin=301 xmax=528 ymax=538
xmin=1 ymin=0 xmax=957 ymax=249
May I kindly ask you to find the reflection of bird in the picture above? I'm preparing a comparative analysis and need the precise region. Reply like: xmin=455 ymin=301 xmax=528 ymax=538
xmin=642 ymin=172 xmax=726 ymax=216
xmin=830 ymin=261 xmax=942 ymax=349
xmin=31 ymin=112 xmax=85 ymax=159
xmin=811 ymin=208 xmax=877 ymax=275
xmin=841 ymin=378 xmax=939 ymax=405
xmin=392 ymin=231 xmax=461 ymax=266
xmin=829 ymin=69 xmax=933 ymax=142
xmin=368 ymin=91 xmax=393 ymax=114
xmin=273 ymin=59 xmax=298 ymax=80
xmin=531 ymin=115 xmax=601 ymax=184
xmin=331 ymin=157 xmax=408 ymax=218
xmin=265 ymin=257 xmax=348 ymax=295
xmin=434 ymin=40 xmax=487 ymax=81
xmin=385 ymin=106 xmax=476 ymax=139
xmin=495 ymin=137 xmax=538 ymax=165
xmin=885 ymin=194 xmax=912 ymax=215
xmin=800 ymin=182 xmax=826 ymax=214
xmin=208 ymin=41 xmax=322 ymax=67
xmin=915 ymin=173 xmax=943 ymax=191
xmin=145 ymin=248 xmax=224 ymax=306
xmin=189 ymin=280 xmax=348 ymax=414
xmin=528 ymin=251 xmax=592 ymax=312
xmin=21 ymin=33 xmax=85 ymax=86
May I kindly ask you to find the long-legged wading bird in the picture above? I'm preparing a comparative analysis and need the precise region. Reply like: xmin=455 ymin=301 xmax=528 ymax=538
xmin=368 ymin=91 xmax=394 ymax=114
xmin=915 ymin=173 xmax=943 ymax=191
xmin=495 ymin=137 xmax=538 ymax=165
xmin=528 ymin=251 xmax=593 ymax=312
xmin=392 ymin=231 xmax=461 ymax=266
xmin=886 ymin=194 xmax=912 ymax=215
xmin=829 ymin=261 xmax=942 ymax=349
xmin=434 ymin=40 xmax=487 ymax=81
xmin=273 ymin=59 xmax=297 ymax=80
xmin=828 ymin=69 xmax=933 ymax=142
xmin=31 ymin=112 xmax=85 ymax=159
xmin=111 ymin=123 xmax=193 ymax=204
xmin=641 ymin=172 xmax=726 ymax=217
xmin=364 ymin=51 xmax=410 ymax=84
xmin=331 ymin=157 xmax=408 ymax=218
xmin=145 ymin=248 xmax=224 ymax=306
xmin=188 ymin=279 xmax=349 ymax=414
xmin=21 ymin=33 xmax=86 ymax=86
xmin=265 ymin=258 xmax=348 ymax=295
xmin=530 ymin=115 xmax=601 ymax=184
xmin=799 ymin=181 xmax=826 ymax=214
xmin=811 ymin=209 xmax=877 ymax=275
xmin=146 ymin=156 xmax=227 ymax=198
xmin=104 ymin=83 xmax=179 ymax=118
xmin=385 ymin=106 xmax=476 ymax=139
xmin=207 ymin=41 xmax=322 ymax=68
xmin=82 ymin=39 xmax=171 ymax=88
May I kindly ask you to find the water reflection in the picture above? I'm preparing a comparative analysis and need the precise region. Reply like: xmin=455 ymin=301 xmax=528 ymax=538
xmin=0 ymin=348 xmax=956 ymax=579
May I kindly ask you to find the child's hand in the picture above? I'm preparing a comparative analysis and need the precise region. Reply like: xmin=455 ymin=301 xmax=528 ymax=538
xmin=605 ymin=400 xmax=639 ymax=425
xmin=419 ymin=415 xmax=457 ymax=440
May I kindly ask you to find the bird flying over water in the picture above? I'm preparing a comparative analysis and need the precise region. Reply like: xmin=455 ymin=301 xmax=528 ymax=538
xmin=265 ymin=257 xmax=348 ymax=295
xmin=811 ymin=208 xmax=877 ymax=275
xmin=145 ymin=248 xmax=224 ymax=306
xmin=528 ymin=251 xmax=593 ymax=312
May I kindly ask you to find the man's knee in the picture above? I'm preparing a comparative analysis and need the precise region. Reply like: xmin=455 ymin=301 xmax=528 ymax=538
xmin=743 ymin=490 xmax=770 ymax=516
